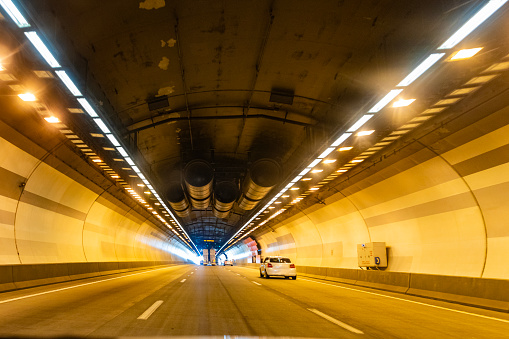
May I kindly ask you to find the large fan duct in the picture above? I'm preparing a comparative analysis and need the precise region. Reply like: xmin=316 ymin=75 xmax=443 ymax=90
xmin=213 ymin=181 xmax=239 ymax=219
xmin=184 ymin=160 xmax=214 ymax=209
xmin=166 ymin=182 xmax=190 ymax=218
xmin=238 ymin=159 xmax=280 ymax=210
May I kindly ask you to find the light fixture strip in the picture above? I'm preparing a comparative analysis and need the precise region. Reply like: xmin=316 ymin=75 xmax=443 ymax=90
xmin=318 ymin=147 xmax=336 ymax=159
xmin=438 ymin=0 xmax=508 ymax=50
xmin=397 ymin=53 xmax=445 ymax=87
xmin=0 ymin=0 xmax=30 ymax=28
xmin=77 ymin=98 xmax=99 ymax=117
xmin=93 ymin=118 xmax=111 ymax=134
xmin=331 ymin=133 xmax=352 ymax=147
xmin=368 ymin=89 xmax=403 ymax=113
xmin=347 ymin=114 xmax=374 ymax=132
xmin=24 ymin=31 xmax=61 ymax=68
xmin=55 ymin=70 xmax=82 ymax=96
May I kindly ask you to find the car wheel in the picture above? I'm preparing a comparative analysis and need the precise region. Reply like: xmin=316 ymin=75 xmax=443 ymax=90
xmin=265 ymin=271 xmax=270 ymax=279
xmin=285 ymin=276 xmax=289 ymax=279
xmin=293 ymin=276 xmax=297 ymax=280
xmin=259 ymin=270 xmax=263 ymax=277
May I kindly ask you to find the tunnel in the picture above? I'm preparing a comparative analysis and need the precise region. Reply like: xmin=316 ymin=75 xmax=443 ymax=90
xmin=0 ymin=1 xmax=509 ymax=338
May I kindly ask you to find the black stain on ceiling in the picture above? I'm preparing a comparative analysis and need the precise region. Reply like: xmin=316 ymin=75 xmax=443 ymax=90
xmin=292 ymin=50 xmax=319 ymax=61
xmin=113 ymin=51 xmax=127 ymax=62
xmin=202 ymin=10 xmax=226 ymax=34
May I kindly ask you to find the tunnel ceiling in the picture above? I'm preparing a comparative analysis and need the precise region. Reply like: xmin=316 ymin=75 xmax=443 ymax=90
xmin=3 ymin=0 xmax=509 ymax=251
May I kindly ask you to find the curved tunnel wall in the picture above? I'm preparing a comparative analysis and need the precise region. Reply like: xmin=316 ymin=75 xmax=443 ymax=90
xmin=0 ymin=122 xmax=189 ymax=266
xmin=254 ymin=95 xmax=509 ymax=280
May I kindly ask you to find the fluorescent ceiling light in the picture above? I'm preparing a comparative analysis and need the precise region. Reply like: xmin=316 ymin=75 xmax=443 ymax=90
xmin=18 ymin=93 xmax=36 ymax=101
xmin=285 ymin=183 xmax=294 ymax=189
xmin=368 ymin=89 xmax=403 ymax=113
xmin=125 ymin=157 xmax=135 ymax=166
xmin=0 ymin=0 xmax=30 ymax=28
xmin=55 ymin=70 xmax=82 ymax=96
xmin=24 ymin=32 xmax=61 ymax=68
xmin=93 ymin=118 xmax=111 ymax=134
xmin=331 ymin=133 xmax=352 ymax=147
xmin=357 ymin=130 xmax=375 ymax=136
xmin=92 ymin=159 xmax=102 ymax=163
xmin=116 ymin=147 xmax=128 ymax=157
xmin=351 ymin=159 xmax=364 ymax=163
xmin=393 ymin=98 xmax=416 ymax=107
xmin=301 ymin=178 xmax=312 ymax=181
xmin=299 ymin=167 xmax=312 ymax=176
xmin=44 ymin=116 xmax=60 ymax=123
xmin=309 ymin=187 xmax=320 ymax=191
xmin=77 ymin=98 xmax=99 ymax=117
xmin=339 ymin=146 xmax=353 ymax=151
xmin=337 ymin=169 xmax=348 ymax=173
xmin=438 ymin=0 xmax=508 ymax=50
xmin=291 ymin=175 xmax=303 ymax=183
xmin=318 ymin=147 xmax=336 ymax=159
xmin=311 ymin=169 xmax=323 ymax=173
xmin=450 ymin=47 xmax=483 ymax=61
xmin=347 ymin=114 xmax=374 ymax=133
xmin=290 ymin=187 xmax=300 ymax=190
xmin=323 ymin=159 xmax=336 ymax=164
xmin=308 ymin=159 xmax=321 ymax=168
xmin=397 ymin=53 xmax=445 ymax=87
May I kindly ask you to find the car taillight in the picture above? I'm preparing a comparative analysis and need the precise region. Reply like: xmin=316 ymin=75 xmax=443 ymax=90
xmin=267 ymin=263 xmax=273 ymax=268
xmin=290 ymin=264 xmax=295 ymax=268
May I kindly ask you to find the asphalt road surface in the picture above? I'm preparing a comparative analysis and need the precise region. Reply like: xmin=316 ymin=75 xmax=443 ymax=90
xmin=0 ymin=264 xmax=508 ymax=338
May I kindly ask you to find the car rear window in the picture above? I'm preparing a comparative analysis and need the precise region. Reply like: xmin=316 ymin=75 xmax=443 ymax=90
xmin=268 ymin=257 xmax=292 ymax=263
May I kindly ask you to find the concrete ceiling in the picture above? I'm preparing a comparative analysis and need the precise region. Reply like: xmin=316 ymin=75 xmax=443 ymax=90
xmin=8 ymin=0 xmax=509 ymax=250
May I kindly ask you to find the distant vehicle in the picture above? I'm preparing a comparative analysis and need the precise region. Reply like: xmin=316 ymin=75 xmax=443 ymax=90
xmin=200 ymin=260 xmax=204 ymax=265
xmin=224 ymin=260 xmax=233 ymax=266
xmin=260 ymin=256 xmax=296 ymax=279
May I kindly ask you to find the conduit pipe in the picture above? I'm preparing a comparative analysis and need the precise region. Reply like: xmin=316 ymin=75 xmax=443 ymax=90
xmin=184 ymin=160 xmax=214 ymax=210
xmin=213 ymin=181 xmax=239 ymax=219
xmin=238 ymin=159 xmax=280 ymax=210
xmin=166 ymin=182 xmax=191 ymax=218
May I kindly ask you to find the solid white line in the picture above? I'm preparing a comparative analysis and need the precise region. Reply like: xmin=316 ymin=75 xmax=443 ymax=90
xmin=0 ymin=266 xmax=175 ymax=305
xmin=180 ymin=279 xmax=186 ymax=283
xmin=300 ymin=278 xmax=509 ymax=324
xmin=308 ymin=308 xmax=363 ymax=334
xmin=252 ymin=281 xmax=262 ymax=286
xmin=137 ymin=300 xmax=163 ymax=320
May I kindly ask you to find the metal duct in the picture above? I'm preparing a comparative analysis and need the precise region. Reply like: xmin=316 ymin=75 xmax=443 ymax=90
xmin=213 ymin=181 xmax=239 ymax=219
xmin=238 ymin=159 xmax=280 ymax=210
xmin=184 ymin=160 xmax=214 ymax=209
xmin=166 ymin=182 xmax=190 ymax=218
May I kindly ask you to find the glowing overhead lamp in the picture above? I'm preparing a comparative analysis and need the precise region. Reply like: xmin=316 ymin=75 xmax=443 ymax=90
xmin=0 ymin=63 xmax=4 ymax=71
xmin=323 ymin=159 xmax=336 ymax=164
xmin=357 ymin=130 xmax=375 ymax=136
xmin=450 ymin=47 xmax=483 ymax=61
xmin=77 ymin=98 xmax=99 ymax=117
xmin=44 ymin=116 xmax=60 ymax=123
xmin=307 ymin=159 xmax=321 ymax=168
xmin=92 ymin=159 xmax=102 ymax=163
xmin=339 ymin=146 xmax=353 ymax=151
xmin=331 ymin=132 xmax=352 ymax=147
xmin=309 ymin=187 xmax=320 ymax=191
xmin=397 ymin=54 xmax=445 ymax=87
xmin=93 ymin=118 xmax=111 ymax=134
xmin=393 ymin=98 xmax=416 ymax=107
xmin=24 ymin=32 xmax=61 ymax=68
xmin=301 ymin=178 xmax=312 ymax=181
xmin=368 ymin=89 xmax=403 ymax=113
xmin=144 ymin=191 xmax=151 ymax=195
xmin=0 ymin=0 xmax=30 ymax=28
xmin=116 ymin=146 xmax=128 ymax=156
xmin=351 ymin=159 xmax=364 ymax=163
xmin=290 ymin=187 xmax=300 ymax=191
xmin=282 ymin=195 xmax=290 ymax=198
xmin=18 ymin=92 xmax=36 ymax=101
xmin=318 ymin=147 xmax=336 ymax=159
xmin=311 ymin=169 xmax=323 ymax=173
xmin=55 ymin=70 xmax=82 ymax=96
xmin=438 ymin=0 xmax=508 ymax=50
xmin=347 ymin=114 xmax=374 ymax=132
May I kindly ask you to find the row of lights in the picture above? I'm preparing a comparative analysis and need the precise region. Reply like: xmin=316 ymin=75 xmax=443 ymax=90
xmin=219 ymin=0 xmax=509 ymax=254
xmin=0 ymin=0 xmax=200 ymax=255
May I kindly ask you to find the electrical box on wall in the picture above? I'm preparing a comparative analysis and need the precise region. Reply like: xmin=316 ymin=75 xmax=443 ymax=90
xmin=357 ymin=242 xmax=387 ymax=268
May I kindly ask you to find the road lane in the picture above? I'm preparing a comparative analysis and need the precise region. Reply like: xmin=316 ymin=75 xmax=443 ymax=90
xmin=0 ymin=264 xmax=508 ymax=338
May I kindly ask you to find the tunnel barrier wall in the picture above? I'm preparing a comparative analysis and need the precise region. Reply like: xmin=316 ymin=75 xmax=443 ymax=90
xmin=0 ymin=261 xmax=183 ymax=292
xmin=238 ymin=263 xmax=509 ymax=312
xmin=0 ymin=113 xmax=192 ymax=269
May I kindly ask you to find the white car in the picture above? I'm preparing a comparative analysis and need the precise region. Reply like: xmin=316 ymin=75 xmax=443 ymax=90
xmin=224 ymin=260 xmax=233 ymax=266
xmin=260 ymin=256 xmax=297 ymax=279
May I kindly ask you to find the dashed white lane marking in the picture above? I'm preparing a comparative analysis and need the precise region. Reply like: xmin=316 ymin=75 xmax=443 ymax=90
xmin=137 ymin=300 xmax=164 ymax=320
xmin=308 ymin=308 xmax=363 ymax=334
xmin=0 ymin=266 xmax=175 ymax=305
xmin=180 ymin=279 xmax=186 ymax=283
xmin=191 ymin=272 xmax=194 ymax=274
xmin=300 ymin=278 xmax=509 ymax=324
xmin=252 ymin=281 xmax=262 ymax=286
xmin=236 ymin=273 xmax=240 ymax=276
